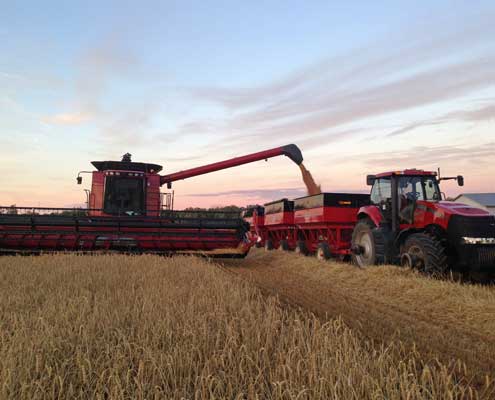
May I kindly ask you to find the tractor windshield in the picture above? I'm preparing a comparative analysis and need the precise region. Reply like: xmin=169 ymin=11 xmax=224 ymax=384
xmin=398 ymin=176 xmax=441 ymax=201
xmin=371 ymin=175 xmax=441 ymax=205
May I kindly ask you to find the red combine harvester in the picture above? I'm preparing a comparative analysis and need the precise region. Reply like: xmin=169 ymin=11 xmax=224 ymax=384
xmin=0 ymin=145 xmax=303 ymax=257
xmin=246 ymin=169 xmax=495 ymax=278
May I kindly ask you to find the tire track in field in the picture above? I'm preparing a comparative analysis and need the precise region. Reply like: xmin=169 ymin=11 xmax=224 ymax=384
xmin=216 ymin=251 xmax=495 ymax=387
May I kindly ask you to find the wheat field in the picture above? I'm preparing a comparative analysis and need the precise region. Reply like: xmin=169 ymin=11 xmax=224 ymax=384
xmin=0 ymin=254 xmax=493 ymax=399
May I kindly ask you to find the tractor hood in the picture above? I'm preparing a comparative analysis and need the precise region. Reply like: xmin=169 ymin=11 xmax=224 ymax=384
xmin=435 ymin=201 xmax=492 ymax=217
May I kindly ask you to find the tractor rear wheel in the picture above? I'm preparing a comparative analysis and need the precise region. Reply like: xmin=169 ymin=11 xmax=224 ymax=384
xmin=264 ymin=239 xmax=274 ymax=251
xmin=351 ymin=218 xmax=385 ymax=267
xmin=295 ymin=240 xmax=308 ymax=255
xmin=279 ymin=239 xmax=290 ymax=251
xmin=401 ymin=233 xmax=448 ymax=276
xmin=316 ymin=242 xmax=331 ymax=260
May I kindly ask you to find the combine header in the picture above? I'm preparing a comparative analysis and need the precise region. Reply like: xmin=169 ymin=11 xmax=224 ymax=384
xmin=0 ymin=145 xmax=303 ymax=256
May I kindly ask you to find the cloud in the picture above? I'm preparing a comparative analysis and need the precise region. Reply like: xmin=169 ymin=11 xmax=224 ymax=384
xmin=179 ymin=14 xmax=495 ymax=149
xmin=384 ymin=102 xmax=495 ymax=138
xmin=362 ymin=142 xmax=495 ymax=168
xmin=42 ymin=111 xmax=92 ymax=125
xmin=445 ymin=103 xmax=495 ymax=122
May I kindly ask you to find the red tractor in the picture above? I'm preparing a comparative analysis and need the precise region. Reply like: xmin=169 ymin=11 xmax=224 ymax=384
xmin=351 ymin=169 xmax=495 ymax=277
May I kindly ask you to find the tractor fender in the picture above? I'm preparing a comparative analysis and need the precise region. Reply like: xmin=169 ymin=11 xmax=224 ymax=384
xmin=357 ymin=206 xmax=383 ymax=227
xmin=395 ymin=224 xmax=447 ymax=247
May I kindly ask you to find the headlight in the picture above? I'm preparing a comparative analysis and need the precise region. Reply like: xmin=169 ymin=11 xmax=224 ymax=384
xmin=462 ymin=237 xmax=495 ymax=245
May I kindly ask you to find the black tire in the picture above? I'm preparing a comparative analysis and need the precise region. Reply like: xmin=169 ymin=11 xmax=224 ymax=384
xmin=351 ymin=218 xmax=385 ymax=267
xmin=295 ymin=240 xmax=308 ymax=256
xmin=316 ymin=242 xmax=331 ymax=260
xmin=401 ymin=233 xmax=448 ymax=276
xmin=279 ymin=239 xmax=290 ymax=251
xmin=264 ymin=239 xmax=274 ymax=251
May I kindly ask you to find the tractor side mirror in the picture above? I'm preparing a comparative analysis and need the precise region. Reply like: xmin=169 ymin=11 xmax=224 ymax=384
xmin=366 ymin=175 xmax=376 ymax=186
xmin=77 ymin=176 xmax=82 ymax=185
xmin=457 ymin=175 xmax=464 ymax=186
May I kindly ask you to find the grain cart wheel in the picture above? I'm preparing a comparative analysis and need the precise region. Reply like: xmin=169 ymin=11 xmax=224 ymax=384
xmin=351 ymin=218 xmax=385 ymax=267
xmin=279 ymin=239 xmax=290 ymax=251
xmin=316 ymin=242 xmax=331 ymax=260
xmin=400 ymin=233 xmax=448 ymax=276
xmin=295 ymin=240 xmax=308 ymax=255
xmin=264 ymin=239 xmax=274 ymax=251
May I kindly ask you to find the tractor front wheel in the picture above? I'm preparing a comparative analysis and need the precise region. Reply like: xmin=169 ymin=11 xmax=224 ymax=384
xmin=401 ymin=233 xmax=448 ymax=276
xmin=351 ymin=219 xmax=385 ymax=267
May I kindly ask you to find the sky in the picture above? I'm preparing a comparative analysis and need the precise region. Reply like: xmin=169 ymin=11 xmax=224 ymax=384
xmin=1 ymin=0 xmax=494 ymax=209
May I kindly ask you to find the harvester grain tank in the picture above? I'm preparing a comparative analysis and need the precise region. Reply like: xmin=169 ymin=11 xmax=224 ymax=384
xmin=0 ymin=144 xmax=303 ymax=256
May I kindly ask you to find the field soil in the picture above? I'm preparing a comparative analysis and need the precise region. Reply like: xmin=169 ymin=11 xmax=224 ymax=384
xmin=221 ymin=250 xmax=495 ymax=387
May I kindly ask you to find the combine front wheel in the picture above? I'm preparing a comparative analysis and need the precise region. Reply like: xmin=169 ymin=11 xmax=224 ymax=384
xmin=400 ymin=233 xmax=448 ymax=276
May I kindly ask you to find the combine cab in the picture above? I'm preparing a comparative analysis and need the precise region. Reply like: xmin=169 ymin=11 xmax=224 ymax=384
xmin=0 ymin=145 xmax=303 ymax=257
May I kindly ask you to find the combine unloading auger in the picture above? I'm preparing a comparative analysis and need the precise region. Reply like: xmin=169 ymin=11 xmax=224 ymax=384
xmin=0 ymin=145 xmax=303 ymax=256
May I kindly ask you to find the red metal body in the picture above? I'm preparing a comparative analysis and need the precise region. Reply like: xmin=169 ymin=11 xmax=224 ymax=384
xmin=358 ymin=200 xmax=491 ymax=232
xmin=0 ymin=213 xmax=250 ymax=255
xmin=248 ymin=193 xmax=369 ymax=255
xmin=160 ymin=144 xmax=302 ymax=186
xmin=262 ymin=199 xmax=296 ymax=249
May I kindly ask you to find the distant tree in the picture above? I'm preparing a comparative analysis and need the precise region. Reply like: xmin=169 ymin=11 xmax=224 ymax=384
xmin=173 ymin=205 xmax=243 ymax=219
xmin=7 ymin=205 xmax=18 ymax=215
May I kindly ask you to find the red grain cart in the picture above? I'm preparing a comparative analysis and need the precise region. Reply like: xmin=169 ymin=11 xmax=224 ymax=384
xmin=262 ymin=199 xmax=295 ymax=251
xmin=293 ymin=193 xmax=369 ymax=259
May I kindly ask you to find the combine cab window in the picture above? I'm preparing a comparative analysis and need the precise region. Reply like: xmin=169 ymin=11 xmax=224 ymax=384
xmin=103 ymin=176 xmax=145 ymax=215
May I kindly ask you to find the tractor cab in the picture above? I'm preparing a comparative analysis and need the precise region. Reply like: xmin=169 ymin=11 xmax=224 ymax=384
xmin=365 ymin=169 xmax=463 ymax=232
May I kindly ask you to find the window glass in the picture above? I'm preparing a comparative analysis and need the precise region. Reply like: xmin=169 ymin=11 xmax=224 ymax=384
xmin=398 ymin=177 xmax=424 ymax=201
xmin=370 ymin=178 xmax=391 ymax=205
xmin=104 ymin=177 xmax=144 ymax=215
xmin=424 ymin=177 xmax=440 ymax=200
